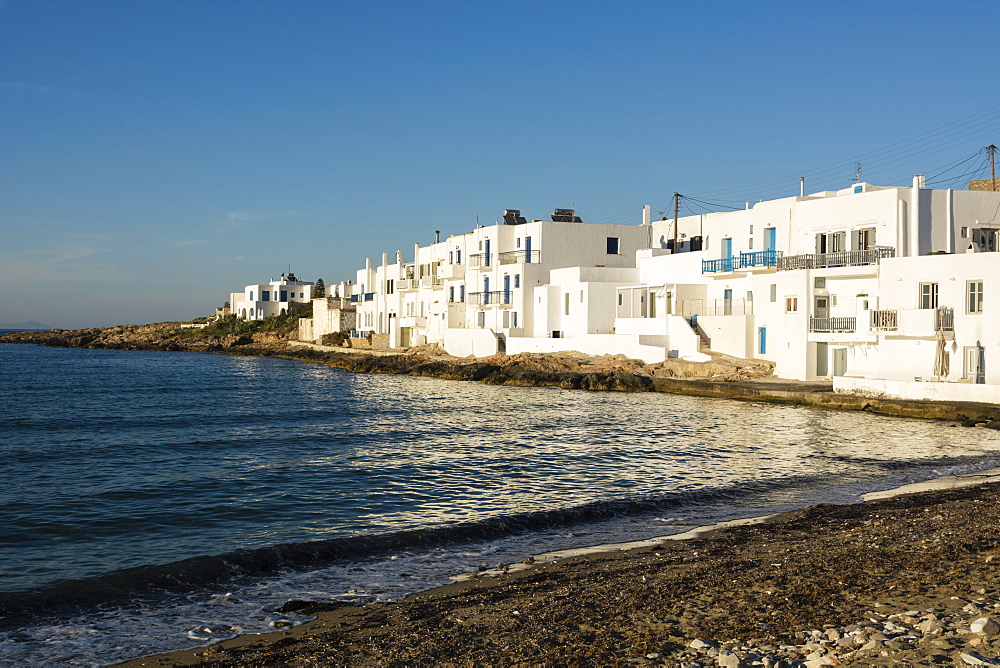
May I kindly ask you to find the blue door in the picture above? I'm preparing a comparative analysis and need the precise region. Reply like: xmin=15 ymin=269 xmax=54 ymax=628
xmin=484 ymin=276 xmax=489 ymax=304
xmin=758 ymin=327 xmax=767 ymax=354
xmin=766 ymin=228 xmax=776 ymax=251
xmin=723 ymin=238 xmax=733 ymax=270
xmin=524 ymin=236 xmax=532 ymax=262
xmin=484 ymin=239 xmax=491 ymax=266
xmin=503 ymin=275 xmax=510 ymax=303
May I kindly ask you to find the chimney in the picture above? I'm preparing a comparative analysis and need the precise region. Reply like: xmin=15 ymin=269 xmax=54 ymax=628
xmin=909 ymin=175 xmax=923 ymax=257
xmin=642 ymin=205 xmax=651 ymax=226
xmin=800 ymin=177 xmax=805 ymax=197
xmin=435 ymin=230 xmax=440 ymax=243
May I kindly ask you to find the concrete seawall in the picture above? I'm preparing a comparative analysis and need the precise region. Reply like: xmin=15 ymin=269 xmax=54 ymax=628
xmin=651 ymin=377 xmax=1000 ymax=422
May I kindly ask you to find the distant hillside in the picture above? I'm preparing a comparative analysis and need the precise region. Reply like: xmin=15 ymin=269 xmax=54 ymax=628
xmin=0 ymin=321 xmax=51 ymax=330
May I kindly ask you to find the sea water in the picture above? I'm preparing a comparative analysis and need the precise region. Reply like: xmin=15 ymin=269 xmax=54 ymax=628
xmin=2 ymin=342 xmax=999 ymax=666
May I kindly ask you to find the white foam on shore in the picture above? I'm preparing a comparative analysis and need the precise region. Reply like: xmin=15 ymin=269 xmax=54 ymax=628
xmin=861 ymin=466 xmax=1000 ymax=500
xmin=461 ymin=466 xmax=1000 ymax=582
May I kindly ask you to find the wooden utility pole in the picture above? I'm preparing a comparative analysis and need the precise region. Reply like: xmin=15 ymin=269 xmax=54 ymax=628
xmin=672 ymin=193 xmax=681 ymax=253
xmin=988 ymin=145 xmax=997 ymax=191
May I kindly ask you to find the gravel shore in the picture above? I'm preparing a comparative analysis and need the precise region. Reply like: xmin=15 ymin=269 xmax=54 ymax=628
xmin=120 ymin=474 xmax=1000 ymax=667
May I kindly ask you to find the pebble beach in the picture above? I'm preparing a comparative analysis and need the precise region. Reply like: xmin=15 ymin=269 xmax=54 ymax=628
xmin=119 ymin=471 xmax=1000 ymax=667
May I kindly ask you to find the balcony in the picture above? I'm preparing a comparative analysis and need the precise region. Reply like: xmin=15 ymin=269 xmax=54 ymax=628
xmin=702 ymin=250 xmax=782 ymax=273
xmin=809 ymin=316 xmax=857 ymax=333
xmin=870 ymin=309 xmax=898 ymax=331
xmin=499 ymin=250 xmax=540 ymax=264
xmin=777 ymin=247 xmax=894 ymax=271
xmin=869 ymin=307 xmax=954 ymax=337
xmin=419 ymin=275 xmax=443 ymax=288
xmin=350 ymin=294 xmax=360 ymax=303
xmin=398 ymin=278 xmax=419 ymax=291
xmin=702 ymin=257 xmax=735 ymax=273
xmin=739 ymin=249 xmax=781 ymax=268
xmin=469 ymin=291 xmax=512 ymax=306
xmin=364 ymin=292 xmax=375 ymax=302
xmin=440 ymin=262 xmax=465 ymax=279
xmin=468 ymin=253 xmax=493 ymax=269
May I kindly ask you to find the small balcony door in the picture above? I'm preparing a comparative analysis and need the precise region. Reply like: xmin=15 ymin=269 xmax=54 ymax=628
xmin=814 ymin=296 xmax=830 ymax=319
xmin=765 ymin=228 xmax=776 ymax=252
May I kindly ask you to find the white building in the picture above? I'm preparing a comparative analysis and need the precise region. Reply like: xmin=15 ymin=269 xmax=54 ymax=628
xmin=295 ymin=176 xmax=1000 ymax=400
xmin=349 ymin=209 xmax=650 ymax=357
xmin=229 ymin=273 xmax=313 ymax=321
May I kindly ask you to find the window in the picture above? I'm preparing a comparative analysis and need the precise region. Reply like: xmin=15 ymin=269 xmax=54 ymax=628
xmin=517 ymin=238 xmax=521 ymax=248
xmin=449 ymin=286 xmax=455 ymax=303
xmin=748 ymin=238 xmax=754 ymax=249
xmin=919 ymin=282 xmax=938 ymax=309
xmin=262 ymin=290 xmax=270 ymax=302
xmin=785 ymin=296 xmax=798 ymax=313
xmin=456 ymin=250 xmax=462 ymax=264
xmin=385 ymin=281 xmax=394 ymax=295
xmin=459 ymin=285 xmax=465 ymax=302
xmin=514 ymin=274 xmax=520 ymax=288
xmin=961 ymin=227 xmax=969 ymax=238
xmin=512 ymin=312 xmax=518 ymax=328
xmin=477 ymin=312 xmax=485 ymax=328
xmin=564 ymin=293 xmax=570 ymax=315
xmin=449 ymin=251 xmax=453 ymax=264
xmin=618 ymin=293 xmax=623 ymax=306
xmin=249 ymin=291 xmax=254 ymax=301
xmin=816 ymin=231 xmax=846 ymax=254
xmin=502 ymin=311 xmax=509 ymax=328
xmin=855 ymin=227 xmax=876 ymax=250
xmin=814 ymin=277 xmax=826 ymax=289
xmin=972 ymin=228 xmax=999 ymax=252
xmin=769 ymin=284 xmax=776 ymax=303
xmin=606 ymin=237 xmax=620 ymax=254
xmin=968 ymin=280 xmax=984 ymax=314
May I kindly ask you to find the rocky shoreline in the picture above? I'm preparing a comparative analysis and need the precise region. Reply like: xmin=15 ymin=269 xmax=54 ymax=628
xmin=116 ymin=477 xmax=1000 ymax=667
xmin=4 ymin=323 xmax=1000 ymax=423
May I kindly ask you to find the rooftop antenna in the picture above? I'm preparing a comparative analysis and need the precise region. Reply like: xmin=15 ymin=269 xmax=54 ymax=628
xmin=853 ymin=161 xmax=862 ymax=183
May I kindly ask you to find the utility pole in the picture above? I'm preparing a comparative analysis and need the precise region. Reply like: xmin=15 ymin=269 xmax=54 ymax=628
xmin=988 ymin=145 xmax=997 ymax=191
xmin=673 ymin=193 xmax=681 ymax=253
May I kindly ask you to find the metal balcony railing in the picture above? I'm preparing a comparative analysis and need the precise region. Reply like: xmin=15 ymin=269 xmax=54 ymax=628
xmin=363 ymin=292 xmax=375 ymax=302
xmin=350 ymin=294 xmax=360 ymax=303
xmin=777 ymin=247 xmax=895 ymax=271
xmin=469 ymin=291 xmax=511 ymax=306
xmin=468 ymin=253 xmax=493 ymax=268
xmin=870 ymin=309 xmax=898 ymax=331
xmin=809 ymin=316 xmax=857 ymax=333
xmin=738 ymin=249 xmax=781 ymax=268
xmin=702 ymin=257 xmax=735 ymax=273
xmin=935 ymin=307 xmax=954 ymax=331
xmin=702 ymin=250 xmax=782 ymax=273
xmin=499 ymin=250 xmax=540 ymax=264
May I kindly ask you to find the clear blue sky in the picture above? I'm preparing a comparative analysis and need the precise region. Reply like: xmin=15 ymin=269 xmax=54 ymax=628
xmin=3 ymin=0 xmax=999 ymax=328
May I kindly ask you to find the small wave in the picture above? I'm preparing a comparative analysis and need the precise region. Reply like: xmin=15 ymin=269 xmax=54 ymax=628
xmin=0 ymin=474 xmax=817 ymax=625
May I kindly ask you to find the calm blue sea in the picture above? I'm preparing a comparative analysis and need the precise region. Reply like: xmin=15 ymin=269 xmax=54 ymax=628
xmin=2 ymin=342 xmax=999 ymax=666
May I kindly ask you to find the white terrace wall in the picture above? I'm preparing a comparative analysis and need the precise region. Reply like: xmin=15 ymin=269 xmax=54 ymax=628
xmin=834 ymin=377 xmax=1000 ymax=404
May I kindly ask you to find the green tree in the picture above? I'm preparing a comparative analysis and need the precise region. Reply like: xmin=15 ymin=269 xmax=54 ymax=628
xmin=313 ymin=278 xmax=325 ymax=298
